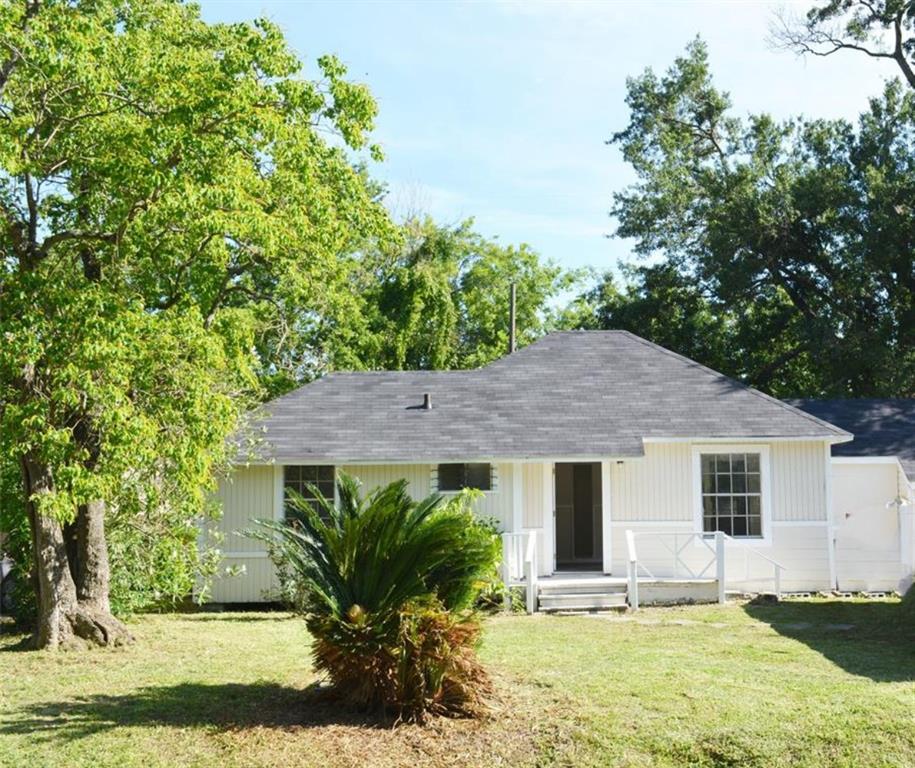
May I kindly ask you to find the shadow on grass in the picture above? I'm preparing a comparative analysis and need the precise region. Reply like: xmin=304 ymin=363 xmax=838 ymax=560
xmin=0 ymin=633 xmax=33 ymax=652
xmin=743 ymin=599 xmax=915 ymax=682
xmin=0 ymin=682 xmax=391 ymax=742
xmin=178 ymin=613 xmax=296 ymax=623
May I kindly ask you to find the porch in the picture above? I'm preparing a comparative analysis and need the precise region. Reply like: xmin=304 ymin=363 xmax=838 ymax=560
xmin=498 ymin=457 xmax=785 ymax=612
xmin=501 ymin=528 xmax=785 ymax=613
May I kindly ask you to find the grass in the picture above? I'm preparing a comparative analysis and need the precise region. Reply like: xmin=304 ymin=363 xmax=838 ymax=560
xmin=0 ymin=599 xmax=913 ymax=767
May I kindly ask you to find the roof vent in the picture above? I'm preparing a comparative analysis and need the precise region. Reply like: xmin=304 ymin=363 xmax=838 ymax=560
xmin=423 ymin=393 xmax=432 ymax=410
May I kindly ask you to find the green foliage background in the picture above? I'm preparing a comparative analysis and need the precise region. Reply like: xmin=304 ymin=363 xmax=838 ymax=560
xmin=576 ymin=39 xmax=915 ymax=398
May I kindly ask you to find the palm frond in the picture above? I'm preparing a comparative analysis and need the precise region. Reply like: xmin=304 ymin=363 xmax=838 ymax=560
xmin=249 ymin=471 xmax=499 ymax=721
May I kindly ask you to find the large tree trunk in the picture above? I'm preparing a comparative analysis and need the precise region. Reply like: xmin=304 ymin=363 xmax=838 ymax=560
xmin=23 ymin=455 xmax=80 ymax=648
xmin=21 ymin=457 xmax=132 ymax=650
xmin=72 ymin=499 xmax=132 ymax=647
xmin=75 ymin=500 xmax=111 ymax=611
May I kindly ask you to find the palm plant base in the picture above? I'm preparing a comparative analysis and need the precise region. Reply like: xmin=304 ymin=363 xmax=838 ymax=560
xmin=310 ymin=604 xmax=491 ymax=724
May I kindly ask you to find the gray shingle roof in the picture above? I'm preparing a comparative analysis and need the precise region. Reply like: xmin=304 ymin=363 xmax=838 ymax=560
xmin=241 ymin=331 xmax=849 ymax=464
xmin=788 ymin=399 xmax=915 ymax=480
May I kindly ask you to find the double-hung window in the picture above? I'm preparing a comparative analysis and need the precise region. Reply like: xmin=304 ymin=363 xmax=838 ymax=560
xmin=699 ymin=452 xmax=763 ymax=538
xmin=283 ymin=465 xmax=335 ymax=517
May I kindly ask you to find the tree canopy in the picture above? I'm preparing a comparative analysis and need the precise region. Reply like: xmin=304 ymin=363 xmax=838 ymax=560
xmin=256 ymin=216 xmax=577 ymax=397
xmin=354 ymin=218 xmax=576 ymax=372
xmin=0 ymin=0 xmax=391 ymax=647
xmin=591 ymin=39 xmax=915 ymax=398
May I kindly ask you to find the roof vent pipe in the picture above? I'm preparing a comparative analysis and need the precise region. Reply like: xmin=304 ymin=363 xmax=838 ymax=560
xmin=423 ymin=393 xmax=432 ymax=410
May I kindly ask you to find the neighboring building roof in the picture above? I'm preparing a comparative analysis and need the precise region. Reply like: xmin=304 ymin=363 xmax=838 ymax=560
xmin=788 ymin=399 xmax=915 ymax=480
xmin=241 ymin=331 xmax=850 ymax=464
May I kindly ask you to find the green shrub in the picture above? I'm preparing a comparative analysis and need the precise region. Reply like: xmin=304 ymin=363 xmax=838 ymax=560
xmin=251 ymin=473 xmax=500 ymax=722
xmin=465 ymin=514 xmax=525 ymax=613
xmin=0 ymin=454 xmax=222 ymax=622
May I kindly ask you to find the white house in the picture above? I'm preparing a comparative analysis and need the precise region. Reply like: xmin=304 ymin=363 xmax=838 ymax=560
xmin=209 ymin=331 xmax=914 ymax=610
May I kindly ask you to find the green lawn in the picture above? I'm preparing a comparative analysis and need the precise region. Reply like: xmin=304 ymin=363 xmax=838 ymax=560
xmin=1 ymin=600 xmax=913 ymax=767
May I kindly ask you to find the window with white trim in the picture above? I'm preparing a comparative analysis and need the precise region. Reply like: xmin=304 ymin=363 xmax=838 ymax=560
xmin=283 ymin=465 xmax=335 ymax=517
xmin=436 ymin=463 xmax=492 ymax=492
xmin=700 ymin=453 xmax=762 ymax=538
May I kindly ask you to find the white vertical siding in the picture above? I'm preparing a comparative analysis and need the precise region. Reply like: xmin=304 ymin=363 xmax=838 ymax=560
xmin=342 ymin=462 xmax=515 ymax=530
xmin=208 ymin=558 xmax=278 ymax=603
xmin=610 ymin=443 xmax=693 ymax=521
xmin=341 ymin=464 xmax=432 ymax=500
xmin=473 ymin=462 xmax=513 ymax=529
xmin=770 ymin=441 xmax=827 ymax=522
xmin=346 ymin=462 xmax=553 ymax=574
xmin=209 ymin=441 xmax=839 ymax=601
xmin=833 ymin=462 xmax=906 ymax=591
xmin=210 ymin=466 xmax=278 ymax=602
xmin=522 ymin=462 xmax=552 ymax=576
xmin=609 ymin=441 xmax=828 ymax=523
xmin=521 ymin=463 xmax=545 ymax=529
xmin=214 ymin=465 xmax=277 ymax=552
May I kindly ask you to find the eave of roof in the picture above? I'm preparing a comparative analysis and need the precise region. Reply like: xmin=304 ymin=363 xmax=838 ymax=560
xmin=788 ymin=398 xmax=915 ymax=481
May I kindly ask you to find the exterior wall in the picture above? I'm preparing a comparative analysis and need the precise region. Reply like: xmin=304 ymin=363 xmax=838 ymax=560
xmin=608 ymin=441 xmax=828 ymax=523
xmin=606 ymin=440 xmax=832 ymax=590
xmin=902 ymin=472 xmax=915 ymax=594
xmin=210 ymin=439 xmax=843 ymax=602
xmin=610 ymin=443 xmax=693 ymax=522
xmin=341 ymin=464 xmax=432 ymax=501
xmin=343 ymin=462 xmax=516 ymax=531
xmin=520 ymin=463 xmax=552 ymax=575
xmin=209 ymin=465 xmax=280 ymax=603
xmin=521 ymin=463 xmax=545 ymax=529
xmin=210 ymin=461 xmax=552 ymax=602
xmin=770 ymin=442 xmax=827 ymax=521
xmin=832 ymin=461 xmax=909 ymax=592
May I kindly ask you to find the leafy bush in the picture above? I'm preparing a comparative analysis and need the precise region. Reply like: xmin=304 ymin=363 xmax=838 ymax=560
xmin=251 ymin=473 xmax=500 ymax=722
xmin=469 ymin=515 xmax=527 ymax=613
xmin=0 ymin=455 xmax=222 ymax=623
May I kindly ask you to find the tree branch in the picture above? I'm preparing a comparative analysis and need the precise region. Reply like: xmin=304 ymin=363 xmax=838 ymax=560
xmin=770 ymin=3 xmax=915 ymax=91
xmin=38 ymin=230 xmax=117 ymax=256
xmin=0 ymin=0 xmax=40 ymax=99
xmin=891 ymin=9 xmax=915 ymax=90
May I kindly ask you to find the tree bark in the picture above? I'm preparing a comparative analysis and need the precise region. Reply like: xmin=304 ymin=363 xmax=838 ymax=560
xmin=21 ymin=456 xmax=132 ymax=650
xmin=68 ymin=499 xmax=132 ymax=646
xmin=75 ymin=500 xmax=111 ymax=612
xmin=22 ymin=455 xmax=80 ymax=648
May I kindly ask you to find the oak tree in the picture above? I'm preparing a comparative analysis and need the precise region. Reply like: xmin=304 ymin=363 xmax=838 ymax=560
xmin=0 ymin=0 xmax=390 ymax=648
xmin=602 ymin=40 xmax=915 ymax=397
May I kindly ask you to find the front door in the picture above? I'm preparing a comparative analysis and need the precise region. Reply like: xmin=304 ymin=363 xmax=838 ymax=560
xmin=554 ymin=462 xmax=602 ymax=570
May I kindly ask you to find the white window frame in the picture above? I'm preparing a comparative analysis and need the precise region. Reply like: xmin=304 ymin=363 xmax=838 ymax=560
xmin=691 ymin=445 xmax=772 ymax=545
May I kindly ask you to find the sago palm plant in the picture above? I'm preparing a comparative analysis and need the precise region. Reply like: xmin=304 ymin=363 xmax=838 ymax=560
xmin=251 ymin=472 xmax=500 ymax=722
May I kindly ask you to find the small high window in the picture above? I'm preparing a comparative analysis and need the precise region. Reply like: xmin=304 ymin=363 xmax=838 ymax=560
xmin=284 ymin=465 xmax=335 ymax=516
xmin=437 ymin=463 xmax=492 ymax=492
xmin=700 ymin=453 xmax=762 ymax=538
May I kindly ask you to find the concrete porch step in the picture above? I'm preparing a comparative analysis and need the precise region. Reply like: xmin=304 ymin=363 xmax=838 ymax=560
xmin=538 ymin=591 xmax=629 ymax=611
xmin=537 ymin=573 xmax=628 ymax=595
xmin=538 ymin=581 xmax=628 ymax=596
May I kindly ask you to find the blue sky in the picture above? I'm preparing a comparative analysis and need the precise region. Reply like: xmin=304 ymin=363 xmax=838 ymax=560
xmin=202 ymin=0 xmax=900 ymax=276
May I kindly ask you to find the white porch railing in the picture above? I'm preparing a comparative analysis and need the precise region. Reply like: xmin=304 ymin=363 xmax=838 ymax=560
xmin=625 ymin=529 xmax=785 ymax=610
xmin=501 ymin=530 xmax=538 ymax=613
xmin=720 ymin=533 xmax=785 ymax=599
